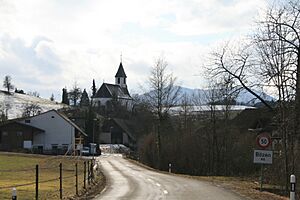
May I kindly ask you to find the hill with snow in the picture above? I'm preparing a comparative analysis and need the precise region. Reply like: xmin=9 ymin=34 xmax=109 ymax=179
xmin=0 ymin=90 xmax=67 ymax=119
xmin=179 ymin=87 xmax=275 ymax=105
xmin=142 ymin=86 xmax=275 ymax=106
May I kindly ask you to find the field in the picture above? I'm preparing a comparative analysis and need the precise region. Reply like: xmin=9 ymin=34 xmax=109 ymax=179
xmin=0 ymin=152 xmax=93 ymax=200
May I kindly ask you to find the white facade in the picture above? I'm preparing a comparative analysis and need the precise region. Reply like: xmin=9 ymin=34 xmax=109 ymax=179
xmin=115 ymin=77 xmax=126 ymax=88
xmin=19 ymin=110 xmax=76 ymax=152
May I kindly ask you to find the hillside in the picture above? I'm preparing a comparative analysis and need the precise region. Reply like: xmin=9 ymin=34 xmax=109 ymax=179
xmin=0 ymin=90 xmax=67 ymax=119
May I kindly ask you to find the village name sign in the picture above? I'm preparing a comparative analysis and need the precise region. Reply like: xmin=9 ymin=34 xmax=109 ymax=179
xmin=253 ymin=133 xmax=273 ymax=164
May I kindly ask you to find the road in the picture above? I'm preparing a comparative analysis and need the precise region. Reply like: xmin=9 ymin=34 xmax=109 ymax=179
xmin=94 ymin=154 xmax=245 ymax=200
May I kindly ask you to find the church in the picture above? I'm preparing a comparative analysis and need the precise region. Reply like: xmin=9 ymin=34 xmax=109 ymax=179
xmin=92 ymin=62 xmax=133 ymax=109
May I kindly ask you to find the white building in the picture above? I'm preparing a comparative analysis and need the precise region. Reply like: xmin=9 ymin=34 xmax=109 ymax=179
xmin=92 ymin=62 xmax=133 ymax=109
xmin=18 ymin=109 xmax=87 ymax=154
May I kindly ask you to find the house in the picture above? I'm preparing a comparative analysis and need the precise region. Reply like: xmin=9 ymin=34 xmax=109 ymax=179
xmin=0 ymin=109 xmax=87 ymax=154
xmin=0 ymin=121 xmax=44 ymax=151
xmin=100 ymin=118 xmax=136 ymax=149
xmin=92 ymin=62 xmax=133 ymax=109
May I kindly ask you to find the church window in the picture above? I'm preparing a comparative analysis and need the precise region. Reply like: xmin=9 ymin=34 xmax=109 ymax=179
xmin=117 ymin=78 xmax=120 ymax=84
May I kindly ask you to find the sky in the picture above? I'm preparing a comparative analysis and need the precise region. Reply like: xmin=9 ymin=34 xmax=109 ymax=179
xmin=0 ymin=0 xmax=268 ymax=100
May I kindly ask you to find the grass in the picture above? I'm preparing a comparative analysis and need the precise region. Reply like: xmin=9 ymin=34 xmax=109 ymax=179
xmin=0 ymin=152 xmax=91 ymax=200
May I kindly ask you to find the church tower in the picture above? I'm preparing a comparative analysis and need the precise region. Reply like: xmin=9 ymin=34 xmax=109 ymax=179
xmin=115 ymin=62 xmax=127 ymax=88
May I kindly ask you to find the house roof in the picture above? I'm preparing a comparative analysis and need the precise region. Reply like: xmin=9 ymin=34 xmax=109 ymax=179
xmin=115 ymin=62 xmax=127 ymax=78
xmin=0 ymin=120 xmax=45 ymax=133
xmin=15 ymin=109 xmax=88 ymax=137
xmin=94 ymin=83 xmax=132 ymax=99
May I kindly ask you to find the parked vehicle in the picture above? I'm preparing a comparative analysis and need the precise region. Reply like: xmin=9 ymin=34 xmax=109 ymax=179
xmin=81 ymin=147 xmax=90 ymax=156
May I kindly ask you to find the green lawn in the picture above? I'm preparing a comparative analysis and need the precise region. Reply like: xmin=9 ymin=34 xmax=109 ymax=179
xmin=0 ymin=153 xmax=90 ymax=200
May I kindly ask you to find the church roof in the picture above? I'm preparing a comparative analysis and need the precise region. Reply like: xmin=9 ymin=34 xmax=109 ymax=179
xmin=94 ymin=83 xmax=131 ymax=99
xmin=115 ymin=62 xmax=127 ymax=78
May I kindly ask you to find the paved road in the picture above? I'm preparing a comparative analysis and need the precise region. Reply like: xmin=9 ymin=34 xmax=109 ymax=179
xmin=94 ymin=154 xmax=245 ymax=200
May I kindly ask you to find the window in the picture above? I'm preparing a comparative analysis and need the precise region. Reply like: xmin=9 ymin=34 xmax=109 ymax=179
xmin=117 ymin=78 xmax=120 ymax=84
xmin=124 ymin=78 xmax=126 ymax=84
xmin=51 ymin=116 xmax=55 ymax=118
xmin=25 ymin=119 xmax=30 ymax=123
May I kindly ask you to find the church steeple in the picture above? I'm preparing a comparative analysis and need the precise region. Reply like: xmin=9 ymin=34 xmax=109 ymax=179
xmin=115 ymin=62 xmax=127 ymax=88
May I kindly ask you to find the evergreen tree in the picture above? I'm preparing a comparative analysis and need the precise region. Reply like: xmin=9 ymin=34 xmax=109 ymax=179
xmin=62 ymin=88 xmax=69 ymax=105
xmin=92 ymin=79 xmax=97 ymax=97
xmin=50 ymin=93 xmax=55 ymax=101
xmin=80 ymin=89 xmax=90 ymax=107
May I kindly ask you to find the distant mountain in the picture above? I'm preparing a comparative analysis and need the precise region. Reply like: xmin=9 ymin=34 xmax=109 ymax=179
xmin=0 ymin=90 xmax=67 ymax=119
xmin=179 ymin=86 xmax=275 ymax=105
xmin=142 ymin=86 xmax=276 ymax=106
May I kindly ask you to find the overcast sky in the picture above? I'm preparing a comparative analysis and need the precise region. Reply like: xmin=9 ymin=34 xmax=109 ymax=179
xmin=0 ymin=0 xmax=268 ymax=100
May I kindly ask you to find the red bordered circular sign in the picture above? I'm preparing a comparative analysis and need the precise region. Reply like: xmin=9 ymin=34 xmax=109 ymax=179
xmin=256 ymin=133 xmax=271 ymax=149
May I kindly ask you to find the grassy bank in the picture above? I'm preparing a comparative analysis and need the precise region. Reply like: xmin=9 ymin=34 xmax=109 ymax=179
xmin=0 ymin=152 xmax=92 ymax=200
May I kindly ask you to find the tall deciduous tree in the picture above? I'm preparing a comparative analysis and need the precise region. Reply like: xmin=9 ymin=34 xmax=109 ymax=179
xmin=145 ymin=57 xmax=181 ymax=168
xmin=255 ymin=0 xmax=300 ymax=190
xmin=208 ymin=42 xmax=273 ymax=110
xmin=3 ymin=75 xmax=14 ymax=93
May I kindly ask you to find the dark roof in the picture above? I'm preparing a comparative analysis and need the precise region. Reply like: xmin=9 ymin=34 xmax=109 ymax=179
xmin=94 ymin=83 xmax=132 ymax=99
xmin=115 ymin=62 xmax=127 ymax=78
xmin=0 ymin=120 xmax=45 ymax=133
xmin=113 ymin=118 xmax=136 ymax=141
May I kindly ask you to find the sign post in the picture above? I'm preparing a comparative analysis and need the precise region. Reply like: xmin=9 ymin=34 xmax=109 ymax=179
xmin=254 ymin=133 xmax=272 ymax=192
xmin=290 ymin=175 xmax=296 ymax=200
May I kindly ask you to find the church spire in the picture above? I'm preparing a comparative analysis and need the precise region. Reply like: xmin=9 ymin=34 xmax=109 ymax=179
xmin=115 ymin=62 xmax=127 ymax=78
xmin=115 ymin=59 xmax=127 ymax=88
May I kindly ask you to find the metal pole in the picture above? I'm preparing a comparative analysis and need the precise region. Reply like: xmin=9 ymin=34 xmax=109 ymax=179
xmin=87 ymin=161 xmax=90 ymax=185
xmin=12 ymin=187 xmax=17 ymax=200
xmin=59 ymin=163 xmax=62 ymax=199
xmin=93 ymin=119 xmax=95 ymax=160
xmin=83 ymin=161 xmax=86 ymax=189
xmin=36 ymin=165 xmax=39 ymax=200
xmin=260 ymin=164 xmax=263 ymax=192
xmin=75 ymin=163 xmax=78 ymax=196
xmin=90 ymin=161 xmax=94 ymax=181
xmin=290 ymin=175 xmax=296 ymax=200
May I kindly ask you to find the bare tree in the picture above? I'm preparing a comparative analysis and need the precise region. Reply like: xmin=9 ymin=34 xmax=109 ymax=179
xmin=208 ymin=42 xmax=273 ymax=110
xmin=28 ymin=91 xmax=40 ymax=97
xmin=22 ymin=103 xmax=42 ymax=117
xmin=255 ymin=0 xmax=300 ymax=190
xmin=3 ymin=75 xmax=14 ymax=93
xmin=69 ymin=82 xmax=82 ymax=106
xmin=144 ymin=57 xmax=181 ymax=168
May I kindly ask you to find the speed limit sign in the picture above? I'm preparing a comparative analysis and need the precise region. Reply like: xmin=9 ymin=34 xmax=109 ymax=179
xmin=256 ymin=133 xmax=271 ymax=149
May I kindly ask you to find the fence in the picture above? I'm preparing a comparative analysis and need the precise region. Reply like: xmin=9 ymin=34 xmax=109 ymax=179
xmin=0 ymin=159 xmax=96 ymax=199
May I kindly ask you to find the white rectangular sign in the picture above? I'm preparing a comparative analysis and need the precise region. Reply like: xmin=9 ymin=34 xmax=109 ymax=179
xmin=253 ymin=150 xmax=273 ymax=164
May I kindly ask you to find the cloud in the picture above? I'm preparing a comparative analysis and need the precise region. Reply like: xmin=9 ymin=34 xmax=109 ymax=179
xmin=0 ymin=0 xmax=268 ymax=99
xmin=0 ymin=34 xmax=64 ymax=96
